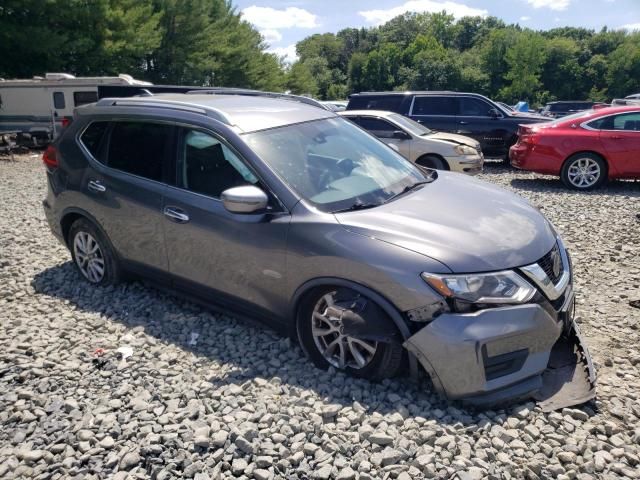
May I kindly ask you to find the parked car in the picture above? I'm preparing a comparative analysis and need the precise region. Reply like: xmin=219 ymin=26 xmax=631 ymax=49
xmin=346 ymin=91 xmax=548 ymax=158
xmin=321 ymin=100 xmax=348 ymax=112
xmin=510 ymin=106 xmax=640 ymax=190
xmin=339 ymin=110 xmax=483 ymax=174
xmin=42 ymin=92 xmax=595 ymax=407
xmin=540 ymin=101 xmax=598 ymax=119
xmin=625 ymin=93 xmax=640 ymax=100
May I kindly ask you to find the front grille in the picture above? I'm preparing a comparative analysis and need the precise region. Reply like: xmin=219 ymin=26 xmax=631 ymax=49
xmin=536 ymin=243 xmax=564 ymax=284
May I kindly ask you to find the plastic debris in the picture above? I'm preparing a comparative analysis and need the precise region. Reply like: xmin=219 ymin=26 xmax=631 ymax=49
xmin=116 ymin=346 xmax=133 ymax=360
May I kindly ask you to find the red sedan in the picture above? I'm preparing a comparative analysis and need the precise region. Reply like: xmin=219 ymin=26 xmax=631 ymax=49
xmin=510 ymin=106 xmax=640 ymax=190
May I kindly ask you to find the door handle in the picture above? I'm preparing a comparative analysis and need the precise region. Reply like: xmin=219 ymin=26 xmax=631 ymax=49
xmin=163 ymin=206 xmax=189 ymax=223
xmin=87 ymin=180 xmax=106 ymax=193
xmin=459 ymin=121 xmax=469 ymax=125
xmin=609 ymin=135 xmax=623 ymax=140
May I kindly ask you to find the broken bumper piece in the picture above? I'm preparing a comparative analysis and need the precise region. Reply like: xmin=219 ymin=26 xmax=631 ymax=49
xmin=403 ymin=303 xmax=596 ymax=410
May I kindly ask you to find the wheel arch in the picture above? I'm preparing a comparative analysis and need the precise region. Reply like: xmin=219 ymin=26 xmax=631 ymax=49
xmin=60 ymin=208 xmax=110 ymax=248
xmin=415 ymin=153 xmax=450 ymax=171
xmin=290 ymin=277 xmax=412 ymax=341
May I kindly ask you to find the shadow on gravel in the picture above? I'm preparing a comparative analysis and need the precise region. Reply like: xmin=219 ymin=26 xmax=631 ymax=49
xmin=31 ymin=262 xmax=500 ymax=426
xmin=509 ymin=177 xmax=640 ymax=196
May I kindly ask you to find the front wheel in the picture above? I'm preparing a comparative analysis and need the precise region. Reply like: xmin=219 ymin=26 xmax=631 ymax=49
xmin=297 ymin=287 xmax=404 ymax=381
xmin=561 ymin=153 xmax=607 ymax=190
xmin=416 ymin=154 xmax=448 ymax=171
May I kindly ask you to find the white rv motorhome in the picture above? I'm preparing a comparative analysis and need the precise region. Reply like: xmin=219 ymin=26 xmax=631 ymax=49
xmin=0 ymin=73 xmax=151 ymax=145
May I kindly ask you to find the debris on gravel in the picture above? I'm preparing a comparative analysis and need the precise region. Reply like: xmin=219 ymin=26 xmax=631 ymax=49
xmin=1 ymin=156 xmax=639 ymax=479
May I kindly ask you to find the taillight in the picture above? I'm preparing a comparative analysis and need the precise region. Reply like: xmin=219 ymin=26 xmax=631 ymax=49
xmin=42 ymin=145 xmax=59 ymax=169
xmin=61 ymin=117 xmax=72 ymax=128
xmin=519 ymin=126 xmax=541 ymax=145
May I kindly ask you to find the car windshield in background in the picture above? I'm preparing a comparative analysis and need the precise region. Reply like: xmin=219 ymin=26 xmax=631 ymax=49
xmin=244 ymin=118 xmax=426 ymax=212
xmin=389 ymin=113 xmax=433 ymax=136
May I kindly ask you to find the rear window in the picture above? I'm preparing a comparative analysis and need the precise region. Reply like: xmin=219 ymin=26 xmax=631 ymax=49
xmin=412 ymin=96 xmax=457 ymax=116
xmin=347 ymin=95 xmax=404 ymax=112
xmin=107 ymin=121 xmax=172 ymax=182
xmin=74 ymin=91 xmax=98 ymax=107
xmin=80 ymin=122 xmax=109 ymax=159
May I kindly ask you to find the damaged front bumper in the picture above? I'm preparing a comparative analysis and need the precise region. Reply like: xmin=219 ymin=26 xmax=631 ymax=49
xmin=404 ymin=297 xmax=596 ymax=410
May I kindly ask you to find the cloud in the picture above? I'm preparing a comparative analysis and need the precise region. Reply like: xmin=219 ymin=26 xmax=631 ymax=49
xmin=241 ymin=6 xmax=318 ymax=29
xmin=359 ymin=0 xmax=488 ymax=25
xmin=526 ymin=0 xmax=570 ymax=11
xmin=619 ymin=22 xmax=640 ymax=31
xmin=268 ymin=44 xmax=298 ymax=64
xmin=260 ymin=29 xmax=282 ymax=44
xmin=520 ymin=16 xmax=531 ymax=21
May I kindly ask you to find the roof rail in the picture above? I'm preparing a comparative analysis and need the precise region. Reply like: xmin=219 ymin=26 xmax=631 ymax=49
xmin=93 ymin=97 xmax=232 ymax=125
xmin=185 ymin=88 xmax=330 ymax=110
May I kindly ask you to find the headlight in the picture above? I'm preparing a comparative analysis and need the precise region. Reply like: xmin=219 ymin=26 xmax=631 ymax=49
xmin=421 ymin=271 xmax=536 ymax=304
xmin=454 ymin=145 xmax=478 ymax=156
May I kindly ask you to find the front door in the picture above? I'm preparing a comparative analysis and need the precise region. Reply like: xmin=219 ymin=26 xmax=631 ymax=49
xmin=50 ymin=90 xmax=66 ymax=137
xmin=162 ymin=127 xmax=290 ymax=317
xmin=355 ymin=116 xmax=412 ymax=159
xmin=456 ymin=96 xmax=507 ymax=156
xmin=599 ymin=112 xmax=640 ymax=176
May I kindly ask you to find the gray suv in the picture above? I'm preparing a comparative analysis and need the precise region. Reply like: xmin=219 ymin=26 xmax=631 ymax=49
xmin=42 ymin=92 xmax=595 ymax=407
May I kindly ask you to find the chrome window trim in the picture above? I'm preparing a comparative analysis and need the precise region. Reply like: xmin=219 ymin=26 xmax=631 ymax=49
xmin=580 ymin=110 xmax=640 ymax=132
xmin=519 ymin=237 xmax=570 ymax=301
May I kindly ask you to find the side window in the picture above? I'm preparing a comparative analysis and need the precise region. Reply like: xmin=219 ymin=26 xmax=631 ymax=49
xmin=74 ymin=91 xmax=98 ymax=107
xmin=357 ymin=117 xmax=396 ymax=137
xmin=80 ymin=122 xmax=109 ymax=159
xmin=107 ymin=121 xmax=172 ymax=182
xmin=349 ymin=96 xmax=403 ymax=112
xmin=53 ymin=92 xmax=65 ymax=109
xmin=459 ymin=97 xmax=493 ymax=116
xmin=412 ymin=96 xmax=457 ymax=116
xmin=178 ymin=129 xmax=258 ymax=198
xmin=613 ymin=113 xmax=640 ymax=131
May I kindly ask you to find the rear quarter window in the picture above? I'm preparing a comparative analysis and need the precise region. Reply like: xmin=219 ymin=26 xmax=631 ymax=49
xmin=79 ymin=121 xmax=109 ymax=159
xmin=74 ymin=91 xmax=98 ymax=107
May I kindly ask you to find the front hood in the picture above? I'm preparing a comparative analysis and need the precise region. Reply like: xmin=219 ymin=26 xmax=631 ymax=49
xmin=427 ymin=131 xmax=479 ymax=148
xmin=335 ymin=172 xmax=556 ymax=273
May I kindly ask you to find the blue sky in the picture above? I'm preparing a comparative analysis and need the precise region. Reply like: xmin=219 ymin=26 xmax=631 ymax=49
xmin=234 ymin=0 xmax=640 ymax=62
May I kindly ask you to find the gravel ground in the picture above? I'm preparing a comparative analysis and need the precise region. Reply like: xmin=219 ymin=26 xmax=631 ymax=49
xmin=1 ymin=154 xmax=639 ymax=480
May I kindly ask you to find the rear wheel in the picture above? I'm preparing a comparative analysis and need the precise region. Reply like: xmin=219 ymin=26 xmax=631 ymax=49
xmin=561 ymin=153 xmax=607 ymax=190
xmin=416 ymin=154 xmax=448 ymax=171
xmin=68 ymin=219 xmax=121 ymax=286
xmin=297 ymin=287 xmax=404 ymax=381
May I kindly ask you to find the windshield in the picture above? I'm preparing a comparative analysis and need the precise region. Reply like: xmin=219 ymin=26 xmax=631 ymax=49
xmin=389 ymin=113 xmax=433 ymax=136
xmin=244 ymin=117 xmax=427 ymax=212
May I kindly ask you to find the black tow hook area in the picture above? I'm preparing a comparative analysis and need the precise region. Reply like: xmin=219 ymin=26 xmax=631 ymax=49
xmin=533 ymin=323 xmax=596 ymax=411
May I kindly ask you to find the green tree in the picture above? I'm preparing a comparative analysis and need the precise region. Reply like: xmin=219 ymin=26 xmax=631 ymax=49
xmin=286 ymin=62 xmax=318 ymax=96
xmin=499 ymin=32 xmax=548 ymax=103
xmin=541 ymin=37 xmax=583 ymax=100
xmin=607 ymin=33 xmax=640 ymax=97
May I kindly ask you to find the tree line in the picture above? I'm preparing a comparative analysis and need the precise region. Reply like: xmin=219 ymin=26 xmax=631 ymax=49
xmin=1 ymin=2 xmax=639 ymax=105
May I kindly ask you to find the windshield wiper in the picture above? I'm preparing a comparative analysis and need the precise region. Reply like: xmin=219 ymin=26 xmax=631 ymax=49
xmin=384 ymin=177 xmax=435 ymax=203
xmin=333 ymin=201 xmax=379 ymax=213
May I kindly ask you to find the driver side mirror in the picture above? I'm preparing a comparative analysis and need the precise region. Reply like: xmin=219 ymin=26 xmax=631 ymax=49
xmin=488 ymin=108 xmax=501 ymax=119
xmin=221 ymin=185 xmax=268 ymax=214
xmin=392 ymin=130 xmax=411 ymax=140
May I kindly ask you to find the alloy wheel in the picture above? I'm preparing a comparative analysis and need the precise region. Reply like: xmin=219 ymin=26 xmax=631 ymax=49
xmin=311 ymin=291 xmax=378 ymax=370
xmin=73 ymin=231 xmax=105 ymax=283
xmin=567 ymin=157 xmax=601 ymax=189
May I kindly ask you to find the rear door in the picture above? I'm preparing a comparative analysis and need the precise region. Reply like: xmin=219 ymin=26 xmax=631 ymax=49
xmin=79 ymin=119 xmax=172 ymax=273
xmin=408 ymin=95 xmax=458 ymax=133
xmin=161 ymin=126 xmax=290 ymax=317
xmin=598 ymin=112 xmax=640 ymax=176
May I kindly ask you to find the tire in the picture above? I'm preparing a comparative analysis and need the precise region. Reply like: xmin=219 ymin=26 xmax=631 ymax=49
xmin=297 ymin=287 xmax=404 ymax=381
xmin=560 ymin=153 xmax=607 ymax=190
xmin=416 ymin=154 xmax=448 ymax=171
xmin=68 ymin=218 xmax=121 ymax=286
